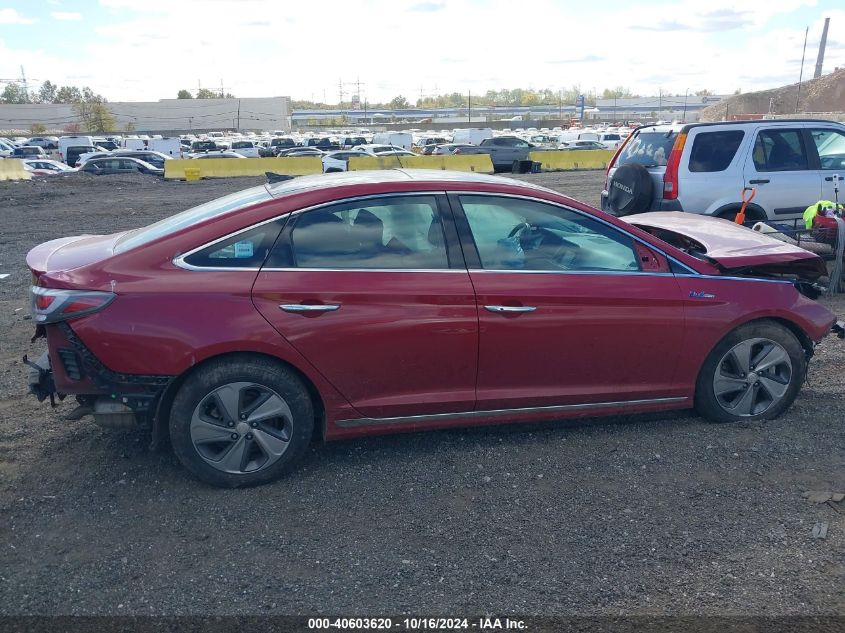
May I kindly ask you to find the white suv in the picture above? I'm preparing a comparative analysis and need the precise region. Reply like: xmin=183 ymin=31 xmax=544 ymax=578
xmin=601 ymin=119 xmax=845 ymax=221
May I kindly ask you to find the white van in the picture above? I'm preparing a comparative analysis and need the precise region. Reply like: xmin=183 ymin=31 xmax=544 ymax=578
xmin=122 ymin=138 xmax=147 ymax=150
xmin=148 ymin=137 xmax=183 ymax=157
xmin=372 ymin=132 xmax=413 ymax=150
xmin=58 ymin=136 xmax=94 ymax=164
xmin=451 ymin=128 xmax=494 ymax=145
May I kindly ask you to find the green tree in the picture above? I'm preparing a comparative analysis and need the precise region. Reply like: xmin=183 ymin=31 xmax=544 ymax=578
xmin=38 ymin=80 xmax=57 ymax=103
xmin=1 ymin=83 xmax=28 ymax=104
xmin=389 ymin=95 xmax=410 ymax=109
xmin=695 ymin=89 xmax=714 ymax=96
xmin=177 ymin=89 xmax=193 ymax=99
xmin=601 ymin=86 xmax=635 ymax=99
xmin=72 ymin=87 xmax=117 ymax=132
xmin=196 ymin=88 xmax=218 ymax=99
xmin=55 ymin=85 xmax=82 ymax=103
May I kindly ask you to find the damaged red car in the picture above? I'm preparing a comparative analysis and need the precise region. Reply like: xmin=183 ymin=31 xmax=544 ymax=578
xmin=25 ymin=170 xmax=843 ymax=487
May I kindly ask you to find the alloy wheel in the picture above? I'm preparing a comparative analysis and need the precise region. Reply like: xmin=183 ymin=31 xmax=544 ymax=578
xmin=190 ymin=382 xmax=293 ymax=474
xmin=712 ymin=338 xmax=793 ymax=417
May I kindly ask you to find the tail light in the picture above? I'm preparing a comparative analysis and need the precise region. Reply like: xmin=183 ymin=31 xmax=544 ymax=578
xmin=662 ymin=132 xmax=687 ymax=200
xmin=604 ymin=134 xmax=632 ymax=189
xmin=31 ymin=286 xmax=115 ymax=324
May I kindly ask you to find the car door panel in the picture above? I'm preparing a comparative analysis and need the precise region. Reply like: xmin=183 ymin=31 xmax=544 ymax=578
xmin=252 ymin=194 xmax=478 ymax=420
xmin=452 ymin=194 xmax=687 ymax=410
xmin=743 ymin=126 xmax=821 ymax=219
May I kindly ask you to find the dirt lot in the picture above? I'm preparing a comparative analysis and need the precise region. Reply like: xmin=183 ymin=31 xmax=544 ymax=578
xmin=1 ymin=171 xmax=844 ymax=616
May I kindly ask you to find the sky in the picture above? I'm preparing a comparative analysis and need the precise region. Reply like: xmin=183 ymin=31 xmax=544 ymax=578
xmin=0 ymin=0 xmax=843 ymax=104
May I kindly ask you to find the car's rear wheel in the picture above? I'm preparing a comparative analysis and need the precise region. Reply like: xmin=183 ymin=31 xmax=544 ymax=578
xmin=170 ymin=356 xmax=314 ymax=487
xmin=694 ymin=321 xmax=805 ymax=423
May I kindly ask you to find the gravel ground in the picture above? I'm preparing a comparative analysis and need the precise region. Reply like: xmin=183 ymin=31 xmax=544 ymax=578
xmin=1 ymin=170 xmax=844 ymax=617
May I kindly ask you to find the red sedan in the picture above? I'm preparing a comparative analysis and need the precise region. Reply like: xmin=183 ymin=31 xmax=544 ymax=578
xmin=25 ymin=170 xmax=840 ymax=487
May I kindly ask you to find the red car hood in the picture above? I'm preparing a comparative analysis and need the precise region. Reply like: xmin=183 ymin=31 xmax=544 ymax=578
xmin=26 ymin=232 xmax=128 ymax=278
xmin=625 ymin=212 xmax=827 ymax=276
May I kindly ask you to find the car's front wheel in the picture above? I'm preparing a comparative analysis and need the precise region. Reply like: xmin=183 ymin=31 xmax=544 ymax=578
xmin=170 ymin=356 xmax=314 ymax=487
xmin=694 ymin=321 xmax=806 ymax=423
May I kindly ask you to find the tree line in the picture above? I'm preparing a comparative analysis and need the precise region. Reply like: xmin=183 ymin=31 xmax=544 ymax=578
xmin=1 ymin=80 xmax=116 ymax=133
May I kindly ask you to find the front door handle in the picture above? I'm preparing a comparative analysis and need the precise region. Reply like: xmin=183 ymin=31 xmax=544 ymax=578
xmin=748 ymin=179 xmax=770 ymax=184
xmin=484 ymin=305 xmax=537 ymax=314
xmin=825 ymin=176 xmax=839 ymax=182
xmin=279 ymin=304 xmax=340 ymax=313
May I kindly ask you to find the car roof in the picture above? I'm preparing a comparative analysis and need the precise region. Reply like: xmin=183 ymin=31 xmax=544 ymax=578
xmin=266 ymin=169 xmax=554 ymax=198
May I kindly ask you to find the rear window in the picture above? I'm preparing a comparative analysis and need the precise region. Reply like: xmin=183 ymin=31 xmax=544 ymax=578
xmin=114 ymin=186 xmax=272 ymax=254
xmin=688 ymin=130 xmax=744 ymax=172
xmin=616 ymin=130 xmax=677 ymax=167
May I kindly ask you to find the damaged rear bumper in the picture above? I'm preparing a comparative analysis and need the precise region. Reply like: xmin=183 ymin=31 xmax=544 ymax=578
xmin=25 ymin=321 xmax=173 ymax=429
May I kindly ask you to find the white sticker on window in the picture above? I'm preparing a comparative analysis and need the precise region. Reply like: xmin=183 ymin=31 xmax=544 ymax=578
xmin=234 ymin=240 xmax=254 ymax=258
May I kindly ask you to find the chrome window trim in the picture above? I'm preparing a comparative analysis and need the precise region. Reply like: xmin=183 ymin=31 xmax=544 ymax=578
xmin=470 ymin=269 xmax=677 ymax=278
xmin=173 ymin=191 xmax=448 ymax=272
xmin=336 ymin=396 xmax=689 ymax=428
xmin=675 ymin=273 xmax=793 ymax=285
xmin=261 ymin=268 xmax=466 ymax=273
xmin=447 ymin=190 xmax=701 ymax=275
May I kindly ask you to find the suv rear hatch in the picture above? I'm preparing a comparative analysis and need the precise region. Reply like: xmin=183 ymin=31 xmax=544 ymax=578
xmin=604 ymin=125 xmax=683 ymax=213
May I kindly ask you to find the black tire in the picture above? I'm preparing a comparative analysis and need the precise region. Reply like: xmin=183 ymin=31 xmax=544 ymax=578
xmin=694 ymin=321 xmax=805 ymax=423
xmin=606 ymin=163 xmax=654 ymax=216
xmin=170 ymin=355 xmax=314 ymax=487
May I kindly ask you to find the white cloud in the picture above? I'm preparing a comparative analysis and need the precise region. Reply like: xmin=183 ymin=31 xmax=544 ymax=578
xmin=1 ymin=0 xmax=841 ymax=104
xmin=0 ymin=8 xmax=37 ymax=24
xmin=51 ymin=11 xmax=83 ymax=21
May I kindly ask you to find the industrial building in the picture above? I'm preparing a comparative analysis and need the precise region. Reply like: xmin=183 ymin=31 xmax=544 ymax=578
xmin=0 ymin=96 xmax=292 ymax=134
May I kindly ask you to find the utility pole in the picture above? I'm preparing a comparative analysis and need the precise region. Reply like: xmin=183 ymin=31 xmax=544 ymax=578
xmin=797 ymin=26 xmax=809 ymax=113
xmin=682 ymin=89 xmax=688 ymax=122
xmin=814 ymin=17 xmax=830 ymax=78
xmin=237 ymin=99 xmax=241 ymax=130
xmin=20 ymin=66 xmax=28 ymax=102
xmin=468 ymin=90 xmax=472 ymax=123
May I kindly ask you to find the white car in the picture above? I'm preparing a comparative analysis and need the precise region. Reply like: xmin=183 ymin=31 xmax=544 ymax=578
xmin=351 ymin=144 xmax=416 ymax=157
xmin=229 ymin=140 xmax=261 ymax=158
xmin=189 ymin=151 xmax=245 ymax=159
xmin=23 ymin=159 xmax=76 ymax=175
xmin=595 ymin=132 xmax=624 ymax=150
xmin=322 ymin=150 xmax=368 ymax=173
xmin=74 ymin=149 xmax=112 ymax=167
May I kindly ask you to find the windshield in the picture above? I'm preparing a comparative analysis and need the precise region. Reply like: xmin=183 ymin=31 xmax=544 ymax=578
xmin=114 ymin=186 xmax=272 ymax=253
xmin=616 ymin=130 xmax=677 ymax=167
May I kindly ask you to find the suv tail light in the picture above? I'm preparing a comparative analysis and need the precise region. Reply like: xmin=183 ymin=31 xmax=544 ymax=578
xmin=604 ymin=134 xmax=633 ymax=190
xmin=662 ymin=132 xmax=687 ymax=200
xmin=31 ymin=286 xmax=116 ymax=324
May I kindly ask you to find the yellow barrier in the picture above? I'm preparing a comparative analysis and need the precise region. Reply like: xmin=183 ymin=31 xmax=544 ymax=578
xmin=165 ymin=157 xmax=323 ymax=180
xmin=0 ymin=158 xmax=32 ymax=181
xmin=347 ymin=154 xmax=494 ymax=174
xmin=528 ymin=150 xmax=615 ymax=171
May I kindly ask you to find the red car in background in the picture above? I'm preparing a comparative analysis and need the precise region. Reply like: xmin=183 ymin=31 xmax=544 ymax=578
xmin=25 ymin=170 xmax=840 ymax=487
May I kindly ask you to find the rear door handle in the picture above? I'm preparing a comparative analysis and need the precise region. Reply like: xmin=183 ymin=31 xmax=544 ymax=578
xmin=484 ymin=305 xmax=537 ymax=314
xmin=748 ymin=179 xmax=770 ymax=184
xmin=279 ymin=304 xmax=340 ymax=313
xmin=825 ymin=176 xmax=839 ymax=181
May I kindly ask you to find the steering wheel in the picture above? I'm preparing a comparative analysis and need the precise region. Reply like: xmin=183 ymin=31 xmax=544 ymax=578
xmin=508 ymin=222 xmax=532 ymax=239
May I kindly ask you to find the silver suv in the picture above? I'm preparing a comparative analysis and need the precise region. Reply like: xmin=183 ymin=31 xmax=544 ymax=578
xmin=601 ymin=119 xmax=845 ymax=221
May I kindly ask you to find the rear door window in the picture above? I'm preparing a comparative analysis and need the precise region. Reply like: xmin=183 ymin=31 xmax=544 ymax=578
xmin=688 ymin=130 xmax=744 ymax=172
xmin=272 ymin=196 xmax=449 ymax=270
xmin=809 ymin=128 xmax=845 ymax=170
xmin=752 ymin=129 xmax=809 ymax=171
xmin=616 ymin=130 xmax=677 ymax=167
xmin=183 ymin=220 xmax=285 ymax=269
